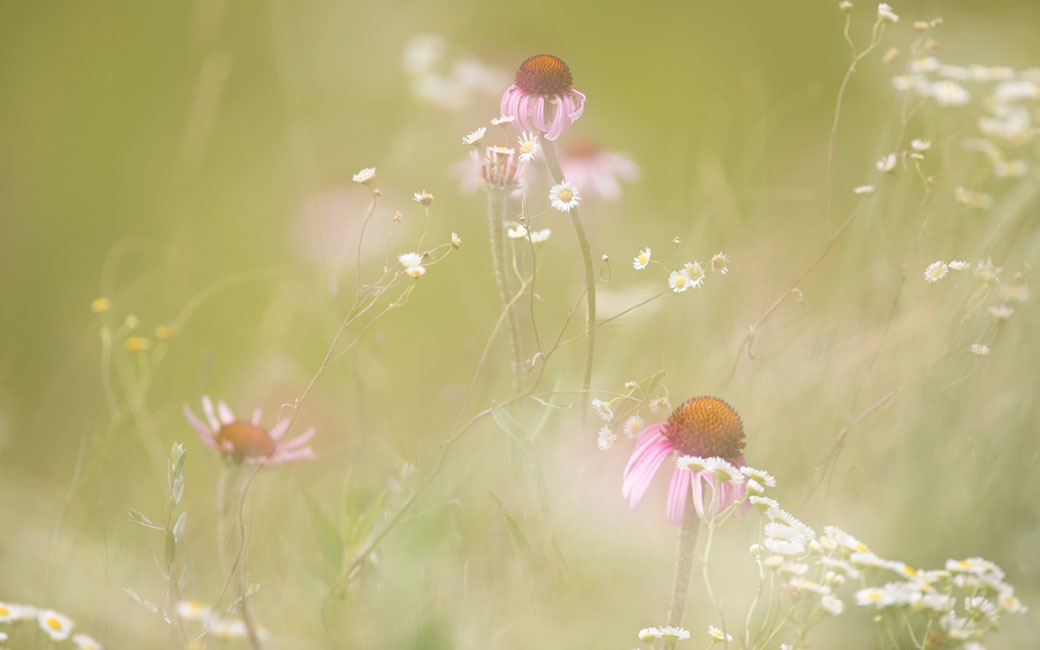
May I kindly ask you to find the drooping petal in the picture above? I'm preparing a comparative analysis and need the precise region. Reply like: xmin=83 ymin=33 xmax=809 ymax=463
xmin=624 ymin=423 xmax=668 ymax=477
xmin=251 ymin=408 xmax=262 ymax=425
xmin=182 ymin=405 xmax=219 ymax=451
xmin=516 ymin=94 xmax=533 ymax=132
xmin=532 ymin=95 xmax=549 ymax=132
xmin=201 ymin=395 xmax=220 ymax=431
xmin=500 ymin=85 xmax=516 ymax=117
xmin=278 ymin=427 xmax=315 ymax=450
xmin=623 ymin=439 xmax=673 ymax=509
xmin=261 ymin=446 xmax=317 ymax=464
xmin=666 ymin=466 xmax=692 ymax=525
xmin=216 ymin=401 xmax=235 ymax=425
xmin=546 ymin=94 xmax=568 ymax=140
xmin=268 ymin=418 xmax=291 ymax=441
xmin=567 ymin=89 xmax=586 ymax=119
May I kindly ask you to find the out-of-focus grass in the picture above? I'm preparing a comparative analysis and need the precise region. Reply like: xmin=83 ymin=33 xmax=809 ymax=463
xmin=1 ymin=0 xmax=1038 ymax=648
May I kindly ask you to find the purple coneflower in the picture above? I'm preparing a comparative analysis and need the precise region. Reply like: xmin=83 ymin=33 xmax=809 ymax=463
xmin=183 ymin=396 xmax=316 ymax=465
xmin=623 ymin=396 xmax=747 ymax=524
xmin=500 ymin=55 xmax=586 ymax=141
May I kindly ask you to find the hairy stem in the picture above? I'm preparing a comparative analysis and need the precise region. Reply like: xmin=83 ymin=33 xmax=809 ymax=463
xmin=539 ymin=135 xmax=596 ymax=421
xmin=665 ymin=503 xmax=700 ymax=649
xmin=487 ymin=186 xmax=524 ymax=393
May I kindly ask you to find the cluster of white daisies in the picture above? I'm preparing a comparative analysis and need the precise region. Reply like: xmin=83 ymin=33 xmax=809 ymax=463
xmin=0 ymin=602 xmax=100 ymax=649
xmin=629 ymin=248 xmax=730 ymax=294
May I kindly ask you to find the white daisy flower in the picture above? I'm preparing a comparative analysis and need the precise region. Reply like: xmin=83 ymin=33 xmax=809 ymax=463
xmin=623 ymin=416 xmax=645 ymax=438
xmin=633 ymin=247 xmax=652 ymax=270
xmin=788 ymin=576 xmax=832 ymax=596
xmin=921 ymin=592 xmax=956 ymax=612
xmin=668 ymin=269 xmax=691 ymax=293
xmin=988 ymin=305 xmax=1013 ymax=319
xmin=853 ymin=184 xmax=876 ymax=194
xmin=351 ymin=167 xmax=376 ymax=184
xmin=762 ymin=554 xmax=785 ymax=568
xmin=702 ymin=456 xmax=743 ymax=484
xmin=910 ymin=138 xmax=932 ymax=151
xmin=529 ymin=228 xmax=552 ymax=244
xmin=597 ymin=426 xmax=616 ymax=451
xmin=177 ymin=600 xmax=212 ymax=621
xmin=821 ymin=594 xmax=846 ymax=615
xmin=877 ymin=3 xmax=899 ymax=23
xmin=516 ymin=132 xmax=540 ymax=161
xmin=931 ymin=80 xmax=971 ymax=106
xmin=924 ymin=261 xmax=948 ymax=282
xmin=856 ymin=587 xmax=896 ymax=608
xmin=822 ymin=526 xmax=868 ymax=553
xmin=451 ymin=232 xmax=462 ymax=248
xmin=763 ymin=537 xmax=807 ymax=556
xmin=948 ymin=260 xmax=970 ymax=270
xmin=707 ymin=625 xmax=732 ymax=642
xmin=768 ymin=508 xmax=815 ymax=540
xmin=72 ymin=633 xmax=103 ymax=650
xmin=819 ymin=557 xmax=862 ymax=579
xmin=462 ymin=127 xmax=486 ymax=146
xmin=779 ymin=561 xmax=809 ymax=575
xmin=549 ymin=181 xmax=582 ymax=212
xmin=490 ymin=115 xmax=515 ymax=126
xmin=745 ymin=478 xmax=764 ymax=495
xmin=909 ymin=57 xmax=940 ymax=73
xmin=506 ymin=223 xmax=529 ymax=239
xmin=405 ymin=265 xmax=426 ymax=278
xmin=876 ymin=153 xmax=897 ymax=172
xmin=676 ymin=455 xmax=710 ymax=474
xmin=639 ymin=626 xmax=690 ymax=642
xmin=683 ymin=261 xmax=706 ymax=287
xmin=740 ymin=466 xmax=776 ymax=487
xmin=994 ymin=159 xmax=1028 ymax=178
xmin=413 ymin=190 xmax=434 ymax=205
xmin=997 ymin=589 xmax=1028 ymax=614
xmin=710 ymin=251 xmax=730 ymax=274
xmin=838 ymin=1 xmax=853 ymax=11
xmin=749 ymin=495 xmax=779 ymax=512
xmin=765 ymin=522 xmax=810 ymax=545
xmin=970 ymin=343 xmax=991 ymax=356
xmin=591 ymin=399 xmax=615 ymax=422
xmin=965 ymin=596 xmax=1000 ymax=622
xmin=398 ymin=252 xmax=423 ymax=268
xmin=37 ymin=609 xmax=75 ymax=641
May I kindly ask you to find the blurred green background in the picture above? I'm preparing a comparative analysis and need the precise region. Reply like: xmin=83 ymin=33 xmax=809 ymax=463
xmin=1 ymin=0 xmax=1038 ymax=647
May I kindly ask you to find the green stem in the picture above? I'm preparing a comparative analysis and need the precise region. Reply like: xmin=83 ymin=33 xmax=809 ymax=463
xmin=539 ymin=136 xmax=596 ymax=421
xmin=665 ymin=501 xmax=700 ymax=650
xmin=487 ymin=186 xmax=523 ymax=393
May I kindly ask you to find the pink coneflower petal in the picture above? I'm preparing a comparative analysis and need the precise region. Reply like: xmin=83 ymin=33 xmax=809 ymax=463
xmin=624 ymin=424 xmax=669 ymax=476
xmin=517 ymin=94 xmax=533 ymax=132
xmin=547 ymin=97 xmax=568 ymax=140
xmin=623 ymin=439 xmax=673 ymax=509
xmin=666 ymin=467 xmax=692 ymax=525
xmin=217 ymin=401 xmax=235 ymax=425
xmin=269 ymin=418 xmax=291 ymax=441
xmin=278 ymin=427 xmax=315 ymax=450
xmin=182 ymin=405 xmax=220 ymax=451
xmin=201 ymin=395 xmax=220 ymax=431
xmin=567 ymin=89 xmax=586 ymax=119
xmin=532 ymin=95 xmax=548 ymax=132
xmin=254 ymin=446 xmax=316 ymax=465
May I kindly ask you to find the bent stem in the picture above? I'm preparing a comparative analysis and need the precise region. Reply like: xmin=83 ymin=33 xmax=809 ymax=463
xmin=487 ymin=186 xmax=524 ymax=393
xmin=539 ymin=135 xmax=596 ymax=420
xmin=665 ymin=501 xmax=700 ymax=649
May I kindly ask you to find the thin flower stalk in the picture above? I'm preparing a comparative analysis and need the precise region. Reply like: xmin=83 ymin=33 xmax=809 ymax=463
xmin=665 ymin=502 xmax=700 ymax=650
xmin=488 ymin=186 xmax=524 ymax=393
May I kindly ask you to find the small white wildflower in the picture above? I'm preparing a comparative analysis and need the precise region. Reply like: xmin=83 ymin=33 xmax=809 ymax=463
xmin=591 ymin=399 xmax=615 ymax=422
xmin=749 ymin=495 xmax=779 ymax=511
xmin=821 ymin=594 xmax=846 ymax=615
xmin=823 ymin=526 xmax=870 ymax=553
xmin=819 ymin=557 xmax=861 ymax=579
xmin=997 ymin=589 xmax=1028 ymax=614
xmin=490 ymin=115 xmax=515 ymax=126
xmin=924 ymin=261 xmax=949 ymax=283
xmin=683 ymin=261 xmax=706 ymax=288
xmin=516 ymin=132 xmax=540 ymax=161
xmin=649 ymin=396 xmax=671 ymax=417
xmin=710 ymin=251 xmax=730 ymax=274
xmin=779 ymin=562 xmax=809 ymax=575
xmin=549 ymin=181 xmax=582 ymax=213
xmin=789 ymin=576 xmax=832 ymax=596
xmin=970 ymin=343 xmax=990 ymax=356
xmin=921 ymin=592 xmax=956 ymax=612
xmin=974 ymin=258 xmax=1002 ymax=281
xmin=740 ymin=466 xmax=776 ymax=487
xmin=856 ymin=587 xmax=896 ymax=608
xmin=668 ymin=269 xmax=691 ymax=293
xmin=965 ymin=596 xmax=1000 ymax=622
xmin=987 ymin=305 xmax=1013 ymax=319
xmin=177 ymin=600 xmax=212 ymax=621
xmin=892 ymin=74 xmax=929 ymax=92
xmin=701 ymin=456 xmax=743 ymax=484
xmin=954 ymin=186 xmax=994 ymax=209
xmin=707 ymin=625 xmax=732 ymax=642
xmin=838 ymin=1 xmax=853 ymax=11
xmin=746 ymin=478 xmax=764 ymax=495
xmin=596 ymin=426 xmax=616 ymax=451
xmin=763 ymin=554 xmax=785 ymax=568
xmin=949 ymin=260 xmax=970 ymax=270
xmin=506 ymin=223 xmax=529 ymax=239
xmin=37 ymin=609 xmax=75 ymax=641
xmin=462 ymin=127 xmax=486 ymax=146
xmin=413 ymin=190 xmax=434 ymax=205
xmin=932 ymin=80 xmax=971 ymax=106
xmin=529 ymin=228 xmax=552 ymax=244
xmin=763 ymin=537 xmax=806 ymax=556
xmin=639 ymin=626 xmax=690 ymax=642
xmin=877 ymin=3 xmax=899 ymax=23
xmin=451 ymin=232 xmax=462 ymax=248
xmin=623 ymin=416 xmax=645 ymax=439
xmin=633 ymin=247 xmax=652 ymax=270
xmin=853 ymin=184 xmax=876 ymax=194
xmin=910 ymin=138 xmax=932 ymax=151
xmin=676 ymin=455 xmax=710 ymax=474
xmin=352 ymin=167 xmax=376 ymax=184
xmin=72 ymin=634 xmax=103 ymax=650
xmin=1003 ymin=280 xmax=1029 ymax=302
xmin=398 ymin=252 xmax=423 ymax=268
xmin=876 ymin=153 xmax=897 ymax=172
xmin=994 ymin=159 xmax=1028 ymax=178
xmin=910 ymin=57 xmax=941 ymax=73
xmin=405 ymin=265 xmax=426 ymax=278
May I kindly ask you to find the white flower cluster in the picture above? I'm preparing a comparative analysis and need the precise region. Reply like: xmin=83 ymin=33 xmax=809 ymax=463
xmin=744 ymin=496 xmax=1028 ymax=649
xmin=177 ymin=600 xmax=273 ymax=641
xmin=0 ymin=602 xmax=101 ymax=648
xmin=630 ymin=246 xmax=730 ymax=292
xmin=593 ymin=385 xmax=670 ymax=452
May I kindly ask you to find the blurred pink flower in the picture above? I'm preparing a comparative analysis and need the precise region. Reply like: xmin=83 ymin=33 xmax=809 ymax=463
xmin=500 ymin=55 xmax=585 ymax=141
xmin=183 ymin=396 xmax=315 ymax=465
xmin=623 ymin=396 xmax=747 ymax=525
xmin=561 ymin=140 xmax=640 ymax=201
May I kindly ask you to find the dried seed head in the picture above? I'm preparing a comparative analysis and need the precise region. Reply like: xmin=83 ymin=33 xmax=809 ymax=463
xmin=514 ymin=55 xmax=574 ymax=96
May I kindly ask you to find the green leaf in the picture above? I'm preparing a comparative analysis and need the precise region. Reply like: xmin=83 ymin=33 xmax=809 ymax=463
xmin=171 ymin=473 xmax=184 ymax=506
xmin=163 ymin=530 xmax=176 ymax=564
xmin=128 ymin=508 xmax=160 ymax=528
xmin=173 ymin=511 xmax=187 ymax=542
xmin=345 ymin=491 xmax=385 ymax=552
